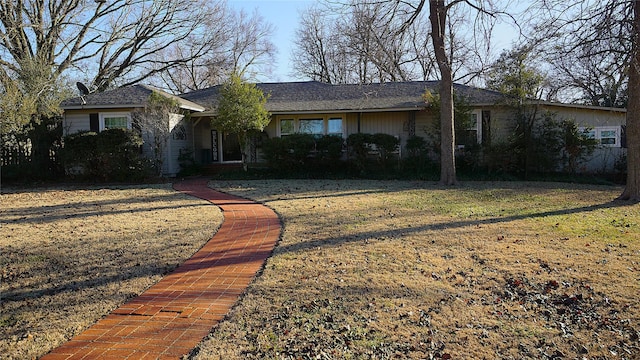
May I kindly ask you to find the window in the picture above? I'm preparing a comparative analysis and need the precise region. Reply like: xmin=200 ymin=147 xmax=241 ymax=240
xmin=299 ymin=118 xmax=324 ymax=135
xmin=100 ymin=112 xmax=131 ymax=131
xmin=582 ymin=126 xmax=621 ymax=147
xmin=328 ymin=118 xmax=343 ymax=136
xmin=280 ymin=119 xmax=294 ymax=136
xmin=276 ymin=115 xmax=344 ymax=137
xmin=459 ymin=111 xmax=481 ymax=147
xmin=600 ymin=129 xmax=617 ymax=145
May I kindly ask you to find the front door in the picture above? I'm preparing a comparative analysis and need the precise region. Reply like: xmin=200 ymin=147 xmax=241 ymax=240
xmin=210 ymin=130 xmax=242 ymax=162
xmin=222 ymin=132 xmax=242 ymax=161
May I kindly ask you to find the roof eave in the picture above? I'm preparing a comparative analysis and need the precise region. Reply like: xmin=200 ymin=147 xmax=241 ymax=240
xmin=536 ymin=101 xmax=627 ymax=113
xmin=179 ymin=104 xmax=206 ymax=112
xmin=270 ymin=107 xmax=426 ymax=114
xmin=61 ymin=104 xmax=146 ymax=110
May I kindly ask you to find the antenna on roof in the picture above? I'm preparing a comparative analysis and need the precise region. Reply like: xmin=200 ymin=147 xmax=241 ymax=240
xmin=76 ymin=82 xmax=90 ymax=105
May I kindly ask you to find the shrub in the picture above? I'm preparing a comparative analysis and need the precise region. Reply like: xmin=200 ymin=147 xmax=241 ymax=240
xmin=346 ymin=133 xmax=374 ymax=173
xmin=347 ymin=133 xmax=401 ymax=175
xmin=261 ymin=137 xmax=290 ymax=170
xmin=401 ymin=135 xmax=437 ymax=178
xmin=405 ymin=135 xmax=428 ymax=158
xmin=315 ymin=135 xmax=344 ymax=165
xmin=482 ymin=141 xmax=520 ymax=174
xmin=371 ymin=133 xmax=400 ymax=164
xmin=62 ymin=129 xmax=148 ymax=182
xmin=261 ymin=133 xmax=317 ymax=172
xmin=177 ymin=148 xmax=202 ymax=176
xmin=287 ymin=133 xmax=316 ymax=166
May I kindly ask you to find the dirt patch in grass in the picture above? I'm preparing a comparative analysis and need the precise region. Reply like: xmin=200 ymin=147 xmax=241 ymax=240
xmin=0 ymin=184 xmax=222 ymax=360
xmin=192 ymin=180 xmax=639 ymax=360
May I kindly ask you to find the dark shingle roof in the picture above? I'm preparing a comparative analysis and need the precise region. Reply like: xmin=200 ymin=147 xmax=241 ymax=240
xmin=181 ymin=81 xmax=506 ymax=114
xmin=60 ymin=81 xmax=506 ymax=114
xmin=60 ymin=84 xmax=205 ymax=111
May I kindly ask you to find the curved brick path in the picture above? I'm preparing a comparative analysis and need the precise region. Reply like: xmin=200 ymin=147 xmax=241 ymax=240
xmin=41 ymin=178 xmax=280 ymax=360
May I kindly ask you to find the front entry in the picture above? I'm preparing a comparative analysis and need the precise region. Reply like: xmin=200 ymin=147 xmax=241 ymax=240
xmin=222 ymin=132 xmax=242 ymax=161
xmin=211 ymin=130 xmax=242 ymax=162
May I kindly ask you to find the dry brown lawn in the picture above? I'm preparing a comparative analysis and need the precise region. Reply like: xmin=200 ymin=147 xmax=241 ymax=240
xmin=0 ymin=184 xmax=222 ymax=360
xmin=190 ymin=180 xmax=639 ymax=360
xmin=1 ymin=180 xmax=639 ymax=360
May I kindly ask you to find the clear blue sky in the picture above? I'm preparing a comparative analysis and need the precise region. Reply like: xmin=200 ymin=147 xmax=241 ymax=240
xmin=228 ymin=0 xmax=315 ymax=83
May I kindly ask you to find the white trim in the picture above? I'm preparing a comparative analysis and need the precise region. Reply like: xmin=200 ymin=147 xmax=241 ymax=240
xmin=580 ymin=126 xmax=621 ymax=148
xmin=99 ymin=112 xmax=132 ymax=131
xmin=470 ymin=109 xmax=482 ymax=144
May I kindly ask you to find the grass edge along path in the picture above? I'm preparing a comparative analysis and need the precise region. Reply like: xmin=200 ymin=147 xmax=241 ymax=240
xmin=39 ymin=178 xmax=281 ymax=360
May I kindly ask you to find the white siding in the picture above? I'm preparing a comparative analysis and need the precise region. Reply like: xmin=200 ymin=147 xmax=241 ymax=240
xmin=359 ymin=112 xmax=406 ymax=137
xmin=63 ymin=112 xmax=92 ymax=135
xmin=164 ymin=114 xmax=190 ymax=176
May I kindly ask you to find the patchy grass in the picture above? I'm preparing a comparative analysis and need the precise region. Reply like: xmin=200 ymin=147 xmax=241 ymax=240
xmin=191 ymin=180 xmax=639 ymax=360
xmin=0 ymin=184 xmax=222 ymax=360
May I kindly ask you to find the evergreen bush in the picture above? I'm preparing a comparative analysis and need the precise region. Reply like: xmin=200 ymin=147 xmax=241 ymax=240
xmin=62 ymin=129 xmax=147 ymax=182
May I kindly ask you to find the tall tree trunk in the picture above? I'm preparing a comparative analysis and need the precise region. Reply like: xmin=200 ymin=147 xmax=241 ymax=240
xmin=430 ymin=0 xmax=457 ymax=185
xmin=619 ymin=1 xmax=640 ymax=201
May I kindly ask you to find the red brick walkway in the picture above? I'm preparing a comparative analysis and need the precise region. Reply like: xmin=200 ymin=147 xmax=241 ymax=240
xmin=41 ymin=178 xmax=281 ymax=360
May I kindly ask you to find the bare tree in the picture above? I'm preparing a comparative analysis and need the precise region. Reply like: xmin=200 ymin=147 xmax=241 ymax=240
xmin=291 ymin=1 xmax=445 ymax=84
xmin=0 ymin=0 xmax=204 ymax=122
xmin=294 ymin=0 xmax=502 ymax=83
xmin=228 ymin=9 xmax=277 ymax=82
xmin=400 ymin=0 xmax=505 ymax=185
xmin=0 ymin=0 xmax=276 ymax=137
xmin=151 ymin=7 xmax=276 ymax=93
xmin=527 ymin=1 xmax=631 ymax=107
xmin=626 ymin=1 xmax=640 ymax=200
xmin=291 ymin=8 xmax=334 ymax=83
xmin=291 ymin=6 xmax=367 ymax=84
xmin=524 ymin=0 xmax=639 ymax=200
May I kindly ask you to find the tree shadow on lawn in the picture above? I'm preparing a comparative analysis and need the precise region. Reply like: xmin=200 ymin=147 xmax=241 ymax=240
xmin=1 ymin=242 xmax=176 ymax=303
xmin=0 ymin=192 xmax=207 ymax=224
xmin=2 ymin=231 xmax=269 ymax=307
xmin=209 ymin=180 xmax=428 ymax=201
xmin=276 ymin=200 xmax=631 ymax=255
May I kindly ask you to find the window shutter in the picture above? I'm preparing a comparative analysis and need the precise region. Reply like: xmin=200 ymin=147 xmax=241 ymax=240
xmin=90 ymin=113 xmax=99 ymax=132
xmin=482 ymin=110 xmax=491 ymax=146
xmin=621 ymin=125 xmax=627 ymax=148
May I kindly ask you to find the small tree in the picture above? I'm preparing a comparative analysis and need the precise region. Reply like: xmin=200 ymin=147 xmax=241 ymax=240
xmin=132 ymin=92 xmax=181 ymax=175
xmin=486 ymin=46 xmax=548 ymax=178
xmin=560 ymin=120 xmax=598 ymax=173
xmin=212 ymin=73 xmax=270 ymax=171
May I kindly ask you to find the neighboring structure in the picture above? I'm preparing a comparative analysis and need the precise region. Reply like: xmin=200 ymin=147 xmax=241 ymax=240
xmin=61 ymin=81 xmax=627 ymax=176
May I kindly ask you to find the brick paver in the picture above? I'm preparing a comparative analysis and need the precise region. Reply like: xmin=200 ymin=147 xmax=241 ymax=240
xmin=41 ymin=178 xmax=281 ymax=360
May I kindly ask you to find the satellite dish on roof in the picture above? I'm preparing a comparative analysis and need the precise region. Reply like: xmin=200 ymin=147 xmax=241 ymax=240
xmin=76 ymin=82 xmax=90 ymax=106
xmin=76 ymin=82 xmax=90 ymax=95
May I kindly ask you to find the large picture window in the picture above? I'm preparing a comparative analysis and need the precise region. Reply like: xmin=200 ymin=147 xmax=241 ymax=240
xmin=100 ymin=112 xmax=131 ymax=131
xmin=299 ymin=119 xmax=324 ymax=135
xmin=276 ymin=115 xmax=344 ymax=137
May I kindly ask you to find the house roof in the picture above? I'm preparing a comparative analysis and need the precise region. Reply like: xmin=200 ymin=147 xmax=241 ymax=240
xmin=60 ymin=84 xmax=205 ymax=112
xmin=61 ymin=81 xmax=626 ymax=116
xmin=180 ymin=81 xmax=508 ymax=114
